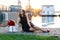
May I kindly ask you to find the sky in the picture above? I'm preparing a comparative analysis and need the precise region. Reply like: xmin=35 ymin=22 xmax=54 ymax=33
xmin=0 ymin=0 xmax=60 ymax=11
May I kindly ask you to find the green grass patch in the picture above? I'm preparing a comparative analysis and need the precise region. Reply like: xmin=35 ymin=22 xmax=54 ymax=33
xmin=0 ymin=34 xmax=60 ymax=40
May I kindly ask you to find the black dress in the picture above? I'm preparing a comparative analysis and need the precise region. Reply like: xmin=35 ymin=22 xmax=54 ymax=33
xmin=20 ymin=15 xmax=31 ymax=32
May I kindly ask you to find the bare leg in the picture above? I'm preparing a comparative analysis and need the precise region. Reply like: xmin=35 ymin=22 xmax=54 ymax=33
xmin=31 ymin=26 xmax=50 ymax=33
xmin=30 ymin=22 xmax=50 ymax=32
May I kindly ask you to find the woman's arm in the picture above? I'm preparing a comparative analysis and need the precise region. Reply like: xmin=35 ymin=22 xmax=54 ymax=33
xmin=25 ymin=13 xmax=32 ymax=27
xmin=25 ymin=13 xmax=35 ymax=31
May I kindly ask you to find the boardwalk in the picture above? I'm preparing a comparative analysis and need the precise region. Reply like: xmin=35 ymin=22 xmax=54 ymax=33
xmin=0 ymin=27 xmax=60 ymax=36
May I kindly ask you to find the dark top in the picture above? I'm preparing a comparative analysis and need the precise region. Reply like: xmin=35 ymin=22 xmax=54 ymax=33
xmin=20 ymin=14 xmax=30 ymax=32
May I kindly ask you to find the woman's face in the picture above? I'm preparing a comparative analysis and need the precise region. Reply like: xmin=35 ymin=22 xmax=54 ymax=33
xmin=21 ymin=10 xmax=25 ymax=15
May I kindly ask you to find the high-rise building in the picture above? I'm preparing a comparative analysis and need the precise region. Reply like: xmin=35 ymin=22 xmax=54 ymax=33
xmin=42 ymin=5 xmax=55 ymax=26
xmin=9 ymin=5 xmax=21 ymax=12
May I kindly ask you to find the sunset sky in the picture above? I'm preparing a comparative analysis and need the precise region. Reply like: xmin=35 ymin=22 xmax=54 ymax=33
xmin=0 ymin=0 xmax=60 ymax=11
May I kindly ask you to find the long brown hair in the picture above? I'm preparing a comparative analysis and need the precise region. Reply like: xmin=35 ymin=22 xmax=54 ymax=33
xmin=22 ymin=10 xmax=25 ymax=16
xmin=18 ymin=10 xmax=26 ymax=17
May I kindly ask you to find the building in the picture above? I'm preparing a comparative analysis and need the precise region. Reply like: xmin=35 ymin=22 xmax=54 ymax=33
xmin=0 ymin=5 xmax=9 ymax=12
xmin=42 ymin=5 xmax=55 ymax=26
xmin=9 ymin=5 xmax=21 ymax=12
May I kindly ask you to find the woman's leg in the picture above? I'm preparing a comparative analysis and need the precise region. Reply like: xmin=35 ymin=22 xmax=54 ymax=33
xmin=30 ymin=22 xmax=49 ymax=32
xmin=31 ymin=26 xmax=50 ymax=33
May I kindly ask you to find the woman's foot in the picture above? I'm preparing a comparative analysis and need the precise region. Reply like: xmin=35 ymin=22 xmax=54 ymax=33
xmin=42 ymin=29 xmax=50 ymax=33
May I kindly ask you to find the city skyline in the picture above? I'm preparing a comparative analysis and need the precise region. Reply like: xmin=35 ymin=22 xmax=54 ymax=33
xmin=0 ymin=0 xmax=60 ymax=11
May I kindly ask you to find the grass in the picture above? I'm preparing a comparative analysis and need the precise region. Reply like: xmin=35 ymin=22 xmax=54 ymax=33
xmin=0 ymin=34 xmax=60 ymax=40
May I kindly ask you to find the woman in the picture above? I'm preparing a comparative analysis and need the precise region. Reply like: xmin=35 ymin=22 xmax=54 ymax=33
xmin=18 ymin=10 xmax=49 ymax=33
xmin=18 ymin=10 xmax=34 ymax=32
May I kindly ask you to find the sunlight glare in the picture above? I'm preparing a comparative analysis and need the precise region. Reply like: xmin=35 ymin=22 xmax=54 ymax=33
xmin=30 ymin=0 xmax=41 ymax=9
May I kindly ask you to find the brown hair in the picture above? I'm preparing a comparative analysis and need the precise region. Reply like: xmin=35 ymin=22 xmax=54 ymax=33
xmin=18 ymin=10 xmax=26 ymax=17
